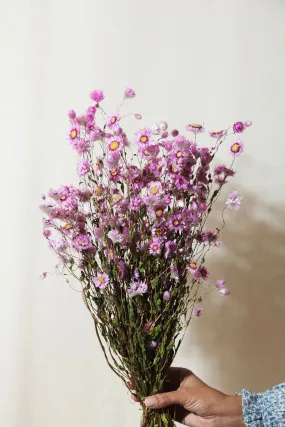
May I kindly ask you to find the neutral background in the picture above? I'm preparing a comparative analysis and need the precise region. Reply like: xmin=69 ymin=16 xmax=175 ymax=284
xmin=1 ymin=0 xmax=285 ymax=426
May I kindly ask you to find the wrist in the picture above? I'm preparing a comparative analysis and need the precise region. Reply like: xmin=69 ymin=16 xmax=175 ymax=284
xmin=222 ymin=395 xmax=245 ymax=427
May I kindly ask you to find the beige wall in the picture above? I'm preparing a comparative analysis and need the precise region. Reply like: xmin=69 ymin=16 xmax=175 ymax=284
xmin=1 ymin=0 xmax=285 ymax=426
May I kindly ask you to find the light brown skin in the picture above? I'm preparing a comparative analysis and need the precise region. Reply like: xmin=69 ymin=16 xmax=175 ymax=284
xmin=144 ymin=367 xmax=245 ymax=427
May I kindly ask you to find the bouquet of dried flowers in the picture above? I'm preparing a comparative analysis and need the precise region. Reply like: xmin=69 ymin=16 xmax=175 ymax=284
xmin=40 ymin=88 xmax=251 ymax=426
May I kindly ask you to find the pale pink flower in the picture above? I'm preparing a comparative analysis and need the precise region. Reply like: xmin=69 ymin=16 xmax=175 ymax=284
xmin=219 ymin=288 xmax=231 ymax=296
xmin=93 ymin=272 xmax=109 ymax=289
xmin=89 ymin=89 xmax=104 ymax=103
xmin=107 ymin=230 xmax=123 ymax=244
xmin=135 ymin=128 xmax=152 ymax=147
xmin=186 ymin=123 xmax=205 ymax=133
xmin=209 ymin=129 xmax=226 ymax=139
xmin=40 ymin=272 xmax=47 ymax=280
xmin=68 ymin=110 xmax=76 ymax=119
xmin=106 ymin=137 xmax=123 ymax=154
xmin=107 ymin=113 xmax=120 ymax=129
xmin=230 ymin=140 xmax=244 ymax=156
xmin=77 ymin=159 xmax=90 ymax=176
xmin=135 ymin=113 xmax=142 ymax=120
xmin=216 ymin=280 xmax=226 ymax=288
xmin=186 ymin=261 xmax=198 ymax=274
xmin=124 ymin=88 xmax=136 ymax=98
xmin=226 ymin=191 xmax=243 ymax=210
xmin=68 ymin=125 xmax=80 ymax=142
xmin=73 ymin=234 xmax=92 ymax=251
xmin=149 ymin=240 xmax=162 ymax=255
xmin=128 ymin=281 xmax=148 ymax=298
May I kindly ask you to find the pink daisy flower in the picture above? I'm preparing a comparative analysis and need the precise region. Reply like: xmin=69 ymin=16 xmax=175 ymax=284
xmin=225 ymin=191 xmax=243 ymax=210
xmin=89 ymin=89 xmax=104 ymax=103
xmin=68 ymin=125 xmax=80 ymax=142
xmin=124 ymin=88 xmax=136 ymax=98
xmin=186 ymin=261 xmax=198 ymax=274
xmin=73 ymin=138 xmax=90 ymax=155
xmin=73 ymin=234 xmax=92 ymax=251
xmin=233 ymin=121 xmax=245 ymax=133
xmin=128 ymin=281 xmax=148 ymax=298
xmin=169 ymin=214 xmax=184 ymax=232
xmin=107 ymin=113 xmax=120 ymax=129
xmin=106 ymin=137 xmax=123 ymax=155
xmin=93 ymin=272 xmax=109 ymax=289
xmin=107 ymin=229 xmax=123 ymax=244
xmin=139 ymin=144 xmax=160 ymax=160
xmin=194 ymin=266 xmax=210 ymax=280
xmin=135 ymin=128 xmax=152 ymax=147
xmin=186 ymin=123 xmax=205 ymax=133
xmin=77 ymin=159 xmax=90 ymax=176
xmin=149 ymin=240 xmax=162 ymax=255
xmin=209 ymin=129 xmax=226 ymax=139
xmin=148 ymin=181 xmax=162 ymax=197
xmin=230 ymin=140 xmax=244 ymax=156
xmin=109 ymin=167 xmax=123 ymax=182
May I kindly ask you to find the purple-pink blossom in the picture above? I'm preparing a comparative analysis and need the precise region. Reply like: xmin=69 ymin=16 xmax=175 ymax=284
xmin=230 ymin=140 xmax=244 ymax=156
xmin=93 ymin=272 xmax=109 ymax=289
xmin=233 ymin=121 xmax=245 ymax=133
xmin=73 ymin=233 xmax=92 ymax=251
xmin=124 ymin=88 xmax=136 ymax=98
xmin=128 ymin=281 xmax=148 ymax=298
xmin=77 ymin=159 xmax=90 ymax=176
xmin=89 ymin=89 xmax=104 ymax=103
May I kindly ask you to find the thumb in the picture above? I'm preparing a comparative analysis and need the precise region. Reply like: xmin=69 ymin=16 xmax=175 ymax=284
xmin=144 ymin=389 xmax=188 ymax=409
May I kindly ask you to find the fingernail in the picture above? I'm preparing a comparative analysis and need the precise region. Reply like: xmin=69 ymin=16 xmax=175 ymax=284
xmin=144 ymin=396 xmax=157 ymax=408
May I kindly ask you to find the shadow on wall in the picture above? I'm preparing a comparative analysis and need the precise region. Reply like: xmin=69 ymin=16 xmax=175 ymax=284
xmin=181 ymin=190 xmax=285 ymax=394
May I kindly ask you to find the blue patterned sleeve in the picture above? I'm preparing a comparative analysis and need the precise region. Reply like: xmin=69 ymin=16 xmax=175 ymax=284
xmin=237 ymin=383 xmax=285 ymax=426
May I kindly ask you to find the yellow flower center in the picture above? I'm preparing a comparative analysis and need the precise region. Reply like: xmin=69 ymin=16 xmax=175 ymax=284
xmin=98 ymin=277 xmax=104 ymax=283
xmin=94 ymin=187 xmax=101 ymax=196
xmin=113 ymin=194 xmax=121 ymax=203
xmin=152 ymin=245 xmax=158 ymax=251
xmin=110 ymin=141 xmax=119 ymax=150
xmin=231 ymin=143 xmax=240 ymax=153
xmin=213 ymin=130 xmax=222 ymax=134
xmin=151 ymin=187 xmax=158 ymax=195
xmin=65 ymin=223 xmax=73 ymax=230
xmin=156 ymin=209 xmax=163 ymax=217
xmin=173 ymin=219 xmax=180 ymax=226
xmin=111 ymin=169 xmax=118 ymax=176
xmin=172 ymin=167 xmax=178 ymax=173
xmin=60 ymin=195 xmax=66 ymax=200
xmin=144 ymin=150 xmax=149 ymax=155
xmin=190 ymin=123 xmax=202 ymax=128
xmin=156 ymin=228 xmax=163 ymax=236
xmin=71 ymin=129 xmax=77 ymax=139
xmin=109 ymin=251 xmax=113 ymax=258
xmin=189 ymin=262 xmax=197 ymax=269
xmin=111 ymin=116 xmax=117 ymax=124
xmin=176 ymin=151 xmax=182 ymax=158
xmin=140 ymin=135 xmax=148 ymax=143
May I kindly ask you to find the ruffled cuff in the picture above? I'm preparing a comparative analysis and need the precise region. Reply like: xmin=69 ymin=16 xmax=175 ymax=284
xmin=237 ymin=389 xmax=264 ymax=426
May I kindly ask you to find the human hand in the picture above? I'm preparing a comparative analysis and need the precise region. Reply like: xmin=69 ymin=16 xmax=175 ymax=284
xmin=144 ymin=367 xmax=245 ymax=427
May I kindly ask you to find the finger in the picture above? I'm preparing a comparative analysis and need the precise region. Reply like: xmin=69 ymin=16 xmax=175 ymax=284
xmin=145 ymin=389 xmax=188 ymax=409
